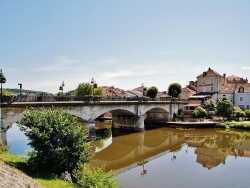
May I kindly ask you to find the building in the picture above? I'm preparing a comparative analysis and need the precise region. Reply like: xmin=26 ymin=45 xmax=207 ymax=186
xmin=196 ymin=67 xmax=224 ymax=102
xmin=219 ymin=75 xmax=250 ymax=110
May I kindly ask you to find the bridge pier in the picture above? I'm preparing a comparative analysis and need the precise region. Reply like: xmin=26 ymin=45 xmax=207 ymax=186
xmin=112 ymin=115 xmax=145 ymax=131
xmin=86 ymin=120 xmax=96 ymax=140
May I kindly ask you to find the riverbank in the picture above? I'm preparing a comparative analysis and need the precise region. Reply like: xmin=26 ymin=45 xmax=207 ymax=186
xmin=216 ymin=121 xmax=250 ymax=129
xmin=0 ymin=152 xmax=75 ymax=188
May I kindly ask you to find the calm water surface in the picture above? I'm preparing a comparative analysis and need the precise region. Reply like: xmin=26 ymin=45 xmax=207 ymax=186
xmin=6 ymin=123 xmax=250 ymax=188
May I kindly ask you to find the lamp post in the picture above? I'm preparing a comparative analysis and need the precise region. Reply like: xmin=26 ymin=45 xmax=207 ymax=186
xmin=141 ymin=83 xmax=146 ymax=101
xmin=91 ymin=78 xmax=97 ymax=101
xmin=111 ymin=85 xmax=114 ymax=101
xmin=0 ymin=69 xmax=6 ymax=103
xmin=18 ymin=83 xmax=22 ymax=101
xmin=59 ymin=81 xmax=65 ymax=99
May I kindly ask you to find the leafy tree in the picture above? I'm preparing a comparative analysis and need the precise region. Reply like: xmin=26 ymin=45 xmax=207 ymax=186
xmin=75 ymin=164 xmax=119 ymax=188
xmin=2 ymin=89 xmax=12 ymax=97
xmin=193 ymin=107 xmax=207 ymax=119
xmin=202 ymin=100 xmax=215 ymax=111
xmin=76 ymin=83 xmax=93 ymax=97
xmin=168 ymin=83 xmax=182 ymax=99
xmin=233 ymin=106 xmax=245 ymax=121
xmin=202 ymin=100 xmax=216 ymax=119
xmin=20 ymin=108 xmax=93 ymax=175
xmin=94 ymin=87 xmax=104 ymax=97
xmin=216 ymin=96 xmax=234 ymax=120
xmin=146 ymin=86 xmax=158 ymax=99
xmin=245 ymin=109 xmax=250 ymax=120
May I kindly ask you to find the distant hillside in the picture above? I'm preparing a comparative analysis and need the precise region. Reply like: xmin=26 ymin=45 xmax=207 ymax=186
xmin=5 ymin=88 xmax=45 ymax=95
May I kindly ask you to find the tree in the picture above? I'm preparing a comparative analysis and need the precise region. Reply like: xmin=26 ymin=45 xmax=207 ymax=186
xmin=94 ymin=87 xmax=104 ymax=97
xmin=20 ymin=108 xmax=93 ymax=175
xmin=202 ymin=100 xmax=215 ymax=111
xmin=75 ymin=83 xmax=93 ymax=97
xmin=233 ymin=106 xmax=245 ymax=121
xmin=245 ymin=109 xmax=250 ymax=120
xmin=146 ymin=86 xmax=158 ymax=99
xmin=202 ymin=99 xmax=216 ymax=119
xmin=193 ymin=107 xmax=207 ymax=119
xmin=216 ymin=96 xmax=234 ymax=120
xmin=168 ymin=83 xmax=182 ymax=99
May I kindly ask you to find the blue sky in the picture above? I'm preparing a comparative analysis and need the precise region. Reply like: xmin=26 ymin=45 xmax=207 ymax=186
xmin=1 ymin=0 xmax=250 ymax=93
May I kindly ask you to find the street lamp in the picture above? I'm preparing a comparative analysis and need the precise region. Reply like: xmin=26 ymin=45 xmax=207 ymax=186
xmin=141 ymin=83 xmax=146 ymax=101
xmin=59 ymin=81 xmax=65 ymax=98
xmin=111 ymin=85 xmax=114 ymax=101
xmin=91 ymin=78 xmax=97 ymax=101
xmin=0 ymin=69 xmax=6 ymax=103
xmin=18 ymin=83 xmax=22 ymax=101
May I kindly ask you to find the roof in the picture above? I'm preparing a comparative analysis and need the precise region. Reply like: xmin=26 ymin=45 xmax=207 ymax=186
xmin=219 ymin=83 xmax=250 ymax=94
xmin=197 ymin=67 xmax=222 ymax=78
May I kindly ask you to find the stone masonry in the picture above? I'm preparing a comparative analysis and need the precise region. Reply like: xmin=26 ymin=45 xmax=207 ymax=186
xmin=0 ymin=160 xmax=44 ymax=188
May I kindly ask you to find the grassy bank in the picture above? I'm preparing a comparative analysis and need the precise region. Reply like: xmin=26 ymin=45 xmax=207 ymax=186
xmin=0 ymin=152 xmax=75 ymax=188
xmin=216 ymin=121 xmax=250 ymax=130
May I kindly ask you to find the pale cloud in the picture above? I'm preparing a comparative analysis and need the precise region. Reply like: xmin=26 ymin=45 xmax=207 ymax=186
xmin=242 ymin=67 xmax=250 ymax=70
xmin=101 ymin=59 xmax=120 ymax=64
xmin=38 ymin=56 xmax=80 ymax=71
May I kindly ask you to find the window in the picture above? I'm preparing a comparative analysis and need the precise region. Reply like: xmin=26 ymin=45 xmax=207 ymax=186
xmin=211 ymin=87 xmax=213 ymax=92
xmin=239 ymin=86 xmax=244 ymax=93
xmin=203 ymin=79 xmax=205 ymax=84
xmin=247 ymin=105 xmax=250 ymax=109
xmin=211 ymin=79 xmax=213 ymax=84
xmin=240 ymin=97 xmax=243 ymax=101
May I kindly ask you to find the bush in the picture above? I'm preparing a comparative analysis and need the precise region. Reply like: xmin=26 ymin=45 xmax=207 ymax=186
xmin=193 ymin=107 xmax=207 ymax=119
xmin=0 ymin=141 xmax=8 ymax=153
xmin=75 ymin=164 xmax=119 ymax=188
xmin=20 ymin=108 xmax=93 ymax=175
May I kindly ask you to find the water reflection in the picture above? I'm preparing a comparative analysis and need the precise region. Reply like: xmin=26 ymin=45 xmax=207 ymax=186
xmin=6 ymin=123 xmax=31 ymax=156
xmin=90 ymin=128 xmax=250 ymax=187
xmin=3 ymin=122 xmax=250 ymax=187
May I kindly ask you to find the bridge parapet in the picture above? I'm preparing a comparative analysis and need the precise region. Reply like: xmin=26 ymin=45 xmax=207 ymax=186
xmin=0 ymin=100 xmax=187 ymax=135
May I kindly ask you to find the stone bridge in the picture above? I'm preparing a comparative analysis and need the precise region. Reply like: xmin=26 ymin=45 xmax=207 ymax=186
xmin=0 ymin=100 xmax=186 ymax=138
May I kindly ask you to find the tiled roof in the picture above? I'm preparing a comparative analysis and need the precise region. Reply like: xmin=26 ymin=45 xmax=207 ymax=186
xmin=197 ymin=67 xmax=222 ymax=78
xmin=219 ymin=83 xmax=250 ymax=94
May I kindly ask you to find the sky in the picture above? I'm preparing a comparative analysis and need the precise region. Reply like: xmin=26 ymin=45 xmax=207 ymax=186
xmin=1 ymin=0 xmax=250 ymax=94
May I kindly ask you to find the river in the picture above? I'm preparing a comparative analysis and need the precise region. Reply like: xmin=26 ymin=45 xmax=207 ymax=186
xmin=5 ymin=122 xmax=250 ymax=188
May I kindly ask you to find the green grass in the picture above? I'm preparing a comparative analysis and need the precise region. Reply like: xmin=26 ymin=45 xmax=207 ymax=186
xmin=217 ymin=121 xmax=250 ymax=130
xmin=0 ymin=152 xmax=76 ymax=188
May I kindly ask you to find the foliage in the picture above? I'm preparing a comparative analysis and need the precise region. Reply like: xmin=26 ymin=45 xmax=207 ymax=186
xmin=4 ymin=88 xmax=43 ymax=95
xmin=217 ymin=121 xmax=250 ymax=130
xmin=75 ymin=83 xmax=93 ymax=97
xmin=216 ymin=96 xmax=234 ymax=120
xmin=0 ymin=141 xmax=8 ymax=153
xmin=146 ymin=86 xmax=158 ymax=99
xmin=233 ymin=106 xmax=245 ymax=121
xmin=19 ymin=108 xmax=93 ymax=175
xmin=75 ymin=164 xmax=119 ymax=188
xmin=168 ymin=83 xmax=182 ymax=99
xmin=202 ymin=100 xmax=216 ymax=111
xmin=192 ymin=107 xmax=207 ymax=118
xmin=245 ymin=109 xmax=250 ymax=120
xmin=2 ymin=89 xmax=12 ymax=97
xmin=94 ymin=87 xmax=104 ymax=97
xmin=207 ymin=110 xmax=216 ymax=119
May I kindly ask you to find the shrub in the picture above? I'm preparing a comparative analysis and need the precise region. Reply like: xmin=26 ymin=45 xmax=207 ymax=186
xmin=20 ymin=108 xmax=93 ymax=175
xmin=75 ymin=164 xmax=119 ymax=188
